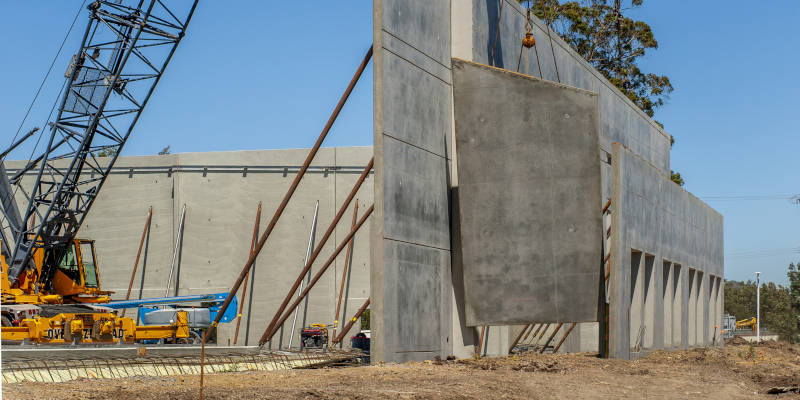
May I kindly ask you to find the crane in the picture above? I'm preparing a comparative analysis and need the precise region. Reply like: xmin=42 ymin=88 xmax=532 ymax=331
xmin=0 ymin=0 xmax=199 ymax=345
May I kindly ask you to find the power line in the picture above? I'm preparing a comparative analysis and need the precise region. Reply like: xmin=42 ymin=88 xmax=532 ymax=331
xmin=699 ymin=194 xmax=800 ymax=202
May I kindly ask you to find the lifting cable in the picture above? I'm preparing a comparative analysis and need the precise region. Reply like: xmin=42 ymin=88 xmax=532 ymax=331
xmin=517 ymin=3 xmax=543 ymax=78
xmin=489 ymin=0 xmax=505 ymax=66
xmin=541 ymin=0 xmax=562 ymax=83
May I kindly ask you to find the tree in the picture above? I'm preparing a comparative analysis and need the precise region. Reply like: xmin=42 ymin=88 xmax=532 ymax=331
xmin=95 ymin=148 xmax=118 ymax=158
xmin=157 ymin=146 xmax=171 ymax=155
xmin=670 ymin=170 xmax=684 ymax=187
xmin=520 ymin=0 xmax=681 ymax=185
xmin=759 ymin=282 xmax=795 ymax=342
xmin=526 ymin=0 xmax=673 ymax=117
xmin=788 ymin=262 xmax=800 ymax=342
xmin=725 ymin=277 xmax=799 ymax=343
xmin=724 ymin=280 xmax=757 ymax=323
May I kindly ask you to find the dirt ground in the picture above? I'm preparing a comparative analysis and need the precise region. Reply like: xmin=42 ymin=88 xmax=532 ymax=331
xmin=5 ymin=339 xmax=800 ymax=399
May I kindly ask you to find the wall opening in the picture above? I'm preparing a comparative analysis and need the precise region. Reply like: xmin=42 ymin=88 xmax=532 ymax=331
xmin=672 ymin=264 xmax=682 ymax=347
xmin=643 ymin=254 xmax=656 ymax=349
xmin=696 ymin=271 xmax=705 ymax=345
xmin=688 ymin=268 xmax=697 ymax=346
xmin=662 ymin=261 xmax=673 ymax=348
xmin=708 ymin=274 xmax=717 ymax=344
xmin=630 ymin=250 xmax=643 ymax=351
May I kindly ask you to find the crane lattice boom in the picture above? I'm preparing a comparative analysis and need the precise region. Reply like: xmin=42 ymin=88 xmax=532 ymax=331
xmin=5 ymin=0 xmax=198 ymax=288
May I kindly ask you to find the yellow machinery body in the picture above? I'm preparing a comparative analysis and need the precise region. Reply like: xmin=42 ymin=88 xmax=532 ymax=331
xmin=736 ymin=317 xmax=757 ymax=331
xmin=1 ymin=309 xmax=189 ymax=344
xmin=1 ymin=238 xmax=189 ymax=344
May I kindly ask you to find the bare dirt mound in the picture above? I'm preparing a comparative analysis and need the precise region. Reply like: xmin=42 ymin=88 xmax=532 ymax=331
xmin=5 ymin=341 xmax=800 ymax=399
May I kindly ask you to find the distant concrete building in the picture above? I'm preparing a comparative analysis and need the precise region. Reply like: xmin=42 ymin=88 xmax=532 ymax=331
xmin=6 ymin=147 xmax=374 ymax=348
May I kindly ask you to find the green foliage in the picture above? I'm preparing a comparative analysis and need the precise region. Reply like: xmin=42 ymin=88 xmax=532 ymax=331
xmin=157 ymin=146 xmax=171 ymax=155
xmin=725 ymin=274 xmax=799 ymax=343
xmin=724 ymin=280 xmax=756 ymax=322
xmin=519 ymin=0 xmax=681 ymax=183
xmin=523 ymin=0 xmax=673 ymax=118
xmin=360 ymin=309 xmax=370 ymax=330
xmin=760 ymin=281 xmax=794 ymax=341
xmin=95 ymin=148 xmax=118 ymax=158
xmin=670 ymin=170 xmax=684 ymax=187
xmin=788 ymin=262 xmax=800 ymax=342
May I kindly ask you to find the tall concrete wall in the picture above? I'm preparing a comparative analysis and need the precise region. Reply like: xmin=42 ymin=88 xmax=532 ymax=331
xmin=609 ymin=143 xmax=723 ymax=359
xmin=373 ymin=0 xmax=690 ymax=362
xmin=5 ymin=147 xmax=373 ymax=348
xmin=372 ymin=0 xmax=455 ymax=363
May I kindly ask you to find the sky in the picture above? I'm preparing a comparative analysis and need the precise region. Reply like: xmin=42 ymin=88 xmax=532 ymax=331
xmin=1 ymin=1 xmax=798 ymax=284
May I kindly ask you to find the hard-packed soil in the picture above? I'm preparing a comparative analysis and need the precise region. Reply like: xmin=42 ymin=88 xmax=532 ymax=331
xmin=5 ymin=339 xmax=800 ymax=399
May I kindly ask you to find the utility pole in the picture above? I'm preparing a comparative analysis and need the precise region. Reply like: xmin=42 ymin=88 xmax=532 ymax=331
xmin=756 ymin=271 xmax=761 ymax=343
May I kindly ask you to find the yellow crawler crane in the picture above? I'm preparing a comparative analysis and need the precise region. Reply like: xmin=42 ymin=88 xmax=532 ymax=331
xmin=0 ymin=0 xmax=198 ymax=345
xmin=1 ymin=238 xmax=189 ymax=344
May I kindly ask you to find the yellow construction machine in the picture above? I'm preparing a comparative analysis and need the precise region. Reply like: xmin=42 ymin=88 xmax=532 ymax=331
xmin=0 ymin=0 xmax=197 ymax=345
xmin=735 ymin=317 xmax=758 ymax=331
xmin=1 ymin=237 xmax=189 ymax=344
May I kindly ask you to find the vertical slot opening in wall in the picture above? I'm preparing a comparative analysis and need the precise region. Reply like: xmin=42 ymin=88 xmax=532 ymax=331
xmin=630 ymin=250 xmax=643 ymax=352
xmin=688 ymin=268 xmax=697 ymax=346
xmin=672 ymin=264 xmax=682 ymax=347
xmin=708 ymin=274 xmax=717 ymax=344
xmin=643 ymin=254 xmax=656 ymax=349
xmin=662 ymin=261 xmax=673 ymax=348
xmin=696 ymin=271 xmax=705 ymax=345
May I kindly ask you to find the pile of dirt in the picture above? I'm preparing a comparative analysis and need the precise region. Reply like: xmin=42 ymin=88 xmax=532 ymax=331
xmin=5 ymin=341 xmax=800 ymax=399
xmin=456 ymin=356 xmax=564 ymax=373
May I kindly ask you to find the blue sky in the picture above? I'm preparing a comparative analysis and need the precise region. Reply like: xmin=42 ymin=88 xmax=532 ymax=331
xmin=1 ymin=2 xmax=798 ymax=284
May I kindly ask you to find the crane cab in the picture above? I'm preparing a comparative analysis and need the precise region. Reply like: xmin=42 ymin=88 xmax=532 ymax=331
xmin=52 ymin=239 xmax=112 ymax=303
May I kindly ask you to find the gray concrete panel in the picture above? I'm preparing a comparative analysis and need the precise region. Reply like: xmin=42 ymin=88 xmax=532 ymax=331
xmin=372 ymin=239 xmax=451 ymax=362
xmin=379 ymin=50 xmax=452 ymax=157
xmin=373 ymin=0 xmax=454 ymax=363
xmin=381 ymin=136 xmax=450 ymax=250
xmin=452 ymin=59 xmax=602 ymax=325
xmin=380 ymin=0 xmax=451 ymax=68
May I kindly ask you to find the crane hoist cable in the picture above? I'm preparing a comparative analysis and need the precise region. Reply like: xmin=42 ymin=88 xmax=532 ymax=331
xmin=517 ymin=5 xmax=543 ymax=78
xmin=541 ymin=0 xmax=562 ymax=83
xmin=490 ymin=0 xmax=505 ymax=66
